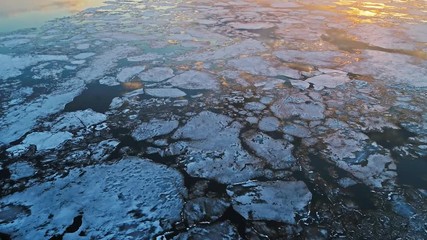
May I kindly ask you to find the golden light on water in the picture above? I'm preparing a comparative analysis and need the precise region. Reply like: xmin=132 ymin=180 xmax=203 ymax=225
xmin=0 ymin=0 xmax=105 ymax=17
xmin=333 ymin=0 xmax=427 ymax=23
xmin=0 ymin=0 xmax=106 ymax=32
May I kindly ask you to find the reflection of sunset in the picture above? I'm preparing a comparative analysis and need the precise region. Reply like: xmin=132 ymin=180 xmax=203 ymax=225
xmin=333 ymin=0 xmax=423 ymax=23
xmin=0 ymin=0 xmax=106 ymax=32
xmin=0 ymin=0 xmax=105 ymax=17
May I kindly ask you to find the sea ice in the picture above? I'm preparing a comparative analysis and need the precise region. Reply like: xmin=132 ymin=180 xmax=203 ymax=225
xmin=173 ymin=221 xmax=240 ymax=240
xmin=173 ymin=111 xmax=265 ymax=183
xmin=0 ymin=157 xmax=187 ymax=239
xmin=306 ymin=70 xmax=351 ymax=90
xmin=258 ymin=116 xmax=280 ymax=132
xmin=227 ymin=181 xmax=312 ymax=224
xmin=167 ymin=70 xmax=219 ymax=90
xmin=8 ymin=162 xmax=36 ymax=181
xmin=145 ymin=88 xmax=186 ymax=98
xmin=271 ymin=97 xmax=325 ymax=121
xmin=116 ymin=66 xmax=146 ymax=83
xmin=132 ymin=119 xmax=179 ymax=141
xmin=242 ymin=131 xmax=295 ymax=169
xmin=138 ymin=67 xmax=174 ymax=82
xmin=22 ymin=131 xmax=73 ymax=151
xmin=184 ymin=197 xmax=230 ymax=225
xmin=51 ymin=109 xmax=107 ymax=132
xmin=0 ymin=54 xmax=68 ymax=80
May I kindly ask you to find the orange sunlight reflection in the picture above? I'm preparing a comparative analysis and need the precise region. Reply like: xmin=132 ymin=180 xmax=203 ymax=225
xmin=0 ymin=0 xmax=105 ymax=17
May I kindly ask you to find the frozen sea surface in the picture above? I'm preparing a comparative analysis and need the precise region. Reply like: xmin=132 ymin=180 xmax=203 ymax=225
xmin=0 ymin=0 xmax=426 ymax=239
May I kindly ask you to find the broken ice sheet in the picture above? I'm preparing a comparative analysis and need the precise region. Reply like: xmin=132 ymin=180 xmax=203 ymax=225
xmin=173 ymin=111 xmax=265 ymax=184
xmin=132 ymin=119 xmax=179 ymax=141
xmin=0 ymin=157 xmax=187 ymax=239
xmin=227 ymin=181 xmax=312 ymax=224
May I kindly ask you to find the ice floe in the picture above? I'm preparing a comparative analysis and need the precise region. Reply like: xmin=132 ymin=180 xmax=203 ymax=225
xmin=145 ymin=88 xmax=186 ymax=98
xmin=258 ymin=116 xmax=280 ymax=132
xmin=0 ymin=157 xmax=187 ymax=239
xmin=184 ymin=197 xmax=230 ymax=225
xmin=168 ymin=70 xmax=219 ymax=90
xmin=21 ymin=131 xmax=73 ymax=151
xmin=117 ymin=66 xmax=146 ymax=83
xmin=271 ymin=96 xmax=325 ymax=121
xmin=242 ymin=131 xmax=295 ymax=169
xmin=138 ymin=67 xmax=175 ymax=82
xmin=132 ymin=119 xmax=179 ymax=141
xmin=173 ymin=111 xmax=264 ymax=183
xmin=0 ymin=54 xmax=68 ymax=80
xmin=174 ymin=221 xmax=240 ymax=240
xmin=8 ymin=162 xmax=36 ymax=181
xmin=306 ymin=69 xmax=351 ymax=90
xmin=51 ymin=109 xmax=107 ymax=132
xmin=227 ymin=181 xmax=312 ymax=224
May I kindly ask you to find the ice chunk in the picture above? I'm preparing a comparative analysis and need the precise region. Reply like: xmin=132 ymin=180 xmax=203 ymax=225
xmin=8 ymin=162 xmax=35 ymax=181
xmin=242 ymin=131 xmax=295 ymax=169
xmin=271 ymin=97 xmax=325 ymax=121
xmin=229 ymin=56 xmax=276 ymax=76
xmin=127 ymin=53 xmax=162 ymax=62
xmin=178 ymin=39 xmax=267 ymax=61
xmin=338 ymin=177 xmax=358 ymax=188
xmin=184 ymin=197 xmax=230 ymax=225
xmin=145 ymin=88 xmax=186 ymax=98
xmin=290 ymin=80 xmax=310 ymax=90
xmin=89 ymin=139 xmax=120 ymax=161
xmin=99 ymin=76 xmax=120 ymax=86
xmin=274 ymin=50 xmax=344 ymax=68
xmin=76 ymin=46 xmax=137 ymax=83
xmin=22 ymin=131 xmax=73 ymax=151
xmin=173 ymin=111 xmax=232 ymax=143
xmin=52 ymin=109 xmax=107 ymax=132
xmin=173 ymin=221 xmax=240 ymax=240
xmin=116 ymin=66 xmax=145 ymax=83
xmin=306 ymin=70 xmax=351 ymax=90
xmin=0 ymin=79 xmax=85 ymax=145
xmin=1 ymin=39 xmax=31 ymax=48
xmin=283 ymin=124 xmax=311 ymax=138
xmin=0 ymin=157 xmax=186 ymax=239
xmin=227 ymin=181 xmax=312 ymax=224
xmin=73 ymin=52 xmax=96 ymax=60
xmin=173 ymin=111 xmax=264 ymax=184
xmin=132 ymin=119 xmax=179 ymax=141
xmin=258 ymin=117 xmax=280 ymax=132
xmin=323 ymin=130 xmax=369 ymax=161
xmin=76 ymin=43 xmax=90 ymax=50
xmin=168 ymin=70 xmax=219 ymax=90
xmin=138 ymin=67 xmax=174 ymax=82
xmin=244 ymin=102 xmax=266 ymax=111
xmin=336 ymin=154 xmax=396 ymax=188
xmin=6 ymin=144 xmax=34 ymax=158
xmin=229 ymin=22 xmax=275 ymax=30
xmin=0 ymin=54 xmax=68 ymax=80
